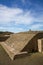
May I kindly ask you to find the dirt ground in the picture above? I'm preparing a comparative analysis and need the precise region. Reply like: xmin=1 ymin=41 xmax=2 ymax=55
xmin=0 ymin=45 xmax=43 ymax=65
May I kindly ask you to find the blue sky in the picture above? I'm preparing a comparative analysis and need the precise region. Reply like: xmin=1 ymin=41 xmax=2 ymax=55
xmin=0 ymin=0 xmax=43 ymax=33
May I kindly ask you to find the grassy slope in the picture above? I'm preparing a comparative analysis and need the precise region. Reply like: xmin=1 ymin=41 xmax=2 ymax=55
xmin=0 ymin=45 xmax=43 ymax=65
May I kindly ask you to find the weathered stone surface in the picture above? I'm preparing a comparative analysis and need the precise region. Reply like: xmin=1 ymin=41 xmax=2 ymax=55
xmin=38 ymin=39 xmax=43 ymax=52
xmin=0 ymin=31 xmax=43 ymax=60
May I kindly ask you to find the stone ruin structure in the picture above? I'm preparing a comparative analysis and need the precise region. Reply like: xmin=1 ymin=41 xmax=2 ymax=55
xmin=0 ymin=31 xmax=43 ymax=60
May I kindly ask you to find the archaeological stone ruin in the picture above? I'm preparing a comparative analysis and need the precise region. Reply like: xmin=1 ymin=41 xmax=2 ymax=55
xmin=0 ymin=31 xmax=43 ymax=60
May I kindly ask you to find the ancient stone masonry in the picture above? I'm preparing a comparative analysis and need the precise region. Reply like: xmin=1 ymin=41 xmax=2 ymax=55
xmin=38 ymin=39 xmax=43 ymax=52
xmin=0 ymin=31 xmax=43 ymax=60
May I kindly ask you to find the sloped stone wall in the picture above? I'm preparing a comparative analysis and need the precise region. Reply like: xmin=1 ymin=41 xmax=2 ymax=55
xmin=21 ymin=33 xmax=43 ymax=52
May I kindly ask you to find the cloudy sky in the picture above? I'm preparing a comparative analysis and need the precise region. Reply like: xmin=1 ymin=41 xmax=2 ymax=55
xmin=0 ymin=0 xmax=43 ymax=32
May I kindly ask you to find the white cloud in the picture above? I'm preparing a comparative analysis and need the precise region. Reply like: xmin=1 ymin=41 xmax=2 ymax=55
xmin=35 ymin=15 xmax=43 ymax=22
xmin=30 ymin=24 xmax=43 ymax=30
xmin=0 ymin=4 xmax=23 ymax=23
xmin=0 ymin=4 xmax=43 ymax=32
xmin=0 ymin=4 xmax=35 ymax=25
xmin=0 ymin=26 xmax=24 ymax=33
xmin=0 ymin=4 xmax=43 ymax=25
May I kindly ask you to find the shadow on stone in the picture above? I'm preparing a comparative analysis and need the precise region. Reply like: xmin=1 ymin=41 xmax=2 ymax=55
xmin=14 ymin=53 xmax=32 ymax=60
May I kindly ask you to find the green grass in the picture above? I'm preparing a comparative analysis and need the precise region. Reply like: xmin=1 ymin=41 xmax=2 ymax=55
xmin=0 ymin=45 xmax=43 ymax=65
